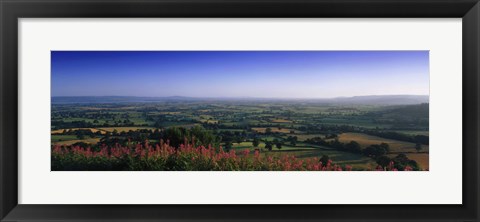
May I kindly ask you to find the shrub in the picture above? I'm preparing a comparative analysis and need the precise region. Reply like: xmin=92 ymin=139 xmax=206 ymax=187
xmin=51 ymin=140 xmax=416 ymax=171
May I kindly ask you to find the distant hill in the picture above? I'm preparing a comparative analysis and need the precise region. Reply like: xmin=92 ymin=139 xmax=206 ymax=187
xmin=51 ymin=96 xmax=196 ymax=104
xmin=372 ymin=103 xmax=429 ymax=128
xmin=52 ymin=95 xmax=429 ymax=105
xmin=327 ymin=95 xmax=429 ymax=105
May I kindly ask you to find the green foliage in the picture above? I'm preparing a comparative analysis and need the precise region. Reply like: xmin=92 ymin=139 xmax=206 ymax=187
xmin=51 ymin=142 xmax=352 ymax=171
xmin=320 ymin=155 xmax=330 ymax=166
xmin=415 ymin=143 xmax=422 ymax=152
xmin=265 ymin=141 xmax=273 ymax=151
xmin=163 ymin=126 xmax=220 ymax=148
xmin=252 ymin=137 xmax=260 ymax=147
xmin=363 ymin=144 xmax=387 ymax=158
xmin=275 ymin=142 xmax=282 ymax=149
xmin=345 ymin=141 xmax=362 ymax=154
xmin=376 ymin=155 xmax=391 ymax=168
xmin=391 ymin=154 xmax=420 ymax=170
xmin=51 ymin=101 xmax=429 ymax=171
xmin=224 ymin=141 xmax=233 ymax=152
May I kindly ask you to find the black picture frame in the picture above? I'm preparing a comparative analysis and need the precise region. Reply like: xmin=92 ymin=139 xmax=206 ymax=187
xmin=1 ymin=0 xmax=479 ymax=221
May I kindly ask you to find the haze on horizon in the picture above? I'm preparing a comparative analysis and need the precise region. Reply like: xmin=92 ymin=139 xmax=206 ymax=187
xmin=51 ymin=51 xmax=429 ymax=98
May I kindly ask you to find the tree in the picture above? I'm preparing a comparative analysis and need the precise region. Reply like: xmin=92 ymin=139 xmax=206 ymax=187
xmin=414 ymin=135 xmax=429 ymax=145
xmin=265 ymin=127 xmax=272 ymax=134
xmin=235 ymin=137 xmax=243 ymax=144
xmin=363 ymin=144 xmax=387 ymax=158
xmin=376 ymin=155 xmax=391 ymax=168
xmin=288 ymin=136 xmax=297 ymax=146
xmin=276 ymin=142 xmax=282 ymax=149
xmin=163 ymin=127 xmax=185 ymax=148
xmin=265 ymin=141 xmax=273 ymax=151
xmin=325 ymin=133 xmax=338 ymax=139
xmin=392 ymin=154 xmax=420 ymax=171
xmin=290 ymin=140 xmax=296 ymax=146
xmin=415 ymin=143 xmax=422 ymax=152
xmin=345 ymin=141 xmax=362 ymax=153
xmin=252 ymin=137 xmax=260 ymax=147
xmin=380 ymin=143 xmax=390 ymax=153
xmin=224 ymin=141 xmax=233 ymax=152
xmin=320 ymin=155 xmax=330 ymax=166
xmin=75 ymin=130 xmax=87 ymax=140
xmin=330 ymin=139 xmax=344 ymax=150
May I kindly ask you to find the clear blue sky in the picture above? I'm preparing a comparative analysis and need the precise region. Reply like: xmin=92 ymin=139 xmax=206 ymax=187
xmin=51 ymin=51 xmax=429 ymax=98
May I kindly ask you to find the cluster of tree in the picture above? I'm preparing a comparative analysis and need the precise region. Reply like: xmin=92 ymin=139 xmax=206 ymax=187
xmin=51 ymin=120 xmax=95 ymax=129
xmin=305 ymin=136 xmax=420 ymax=170
xmin=202 ymin=120 xmax=427 ymax=148
xmin=207 ymin=123 xmax=246 ymax=130
xmin=305 ymin=137 xmax=362 ymax=154
xmin=363 ymin=130 xmax=428 ymax=145
xmin=296 ymin=123 xmax=428 ymax=146
xmin=320 ymin=155 xmax=332 ymax=166
xmin=371 ymin=151 xmax=420 ymax=170
xmin=297 ymin=124 xmax=358 ymax=134
xmin=216 ymin=130 xmax=248 ymax=144
xmin=56 ymin=129 xmax=100 ymax=140
xmin=264 ymin=139 xmax=283 ymax=151
xmin=376 ymin=153 xmax=420 ymax=171
xmin=285 ymin=136 xmax=298 ymax=146
xmin=70 ymin=126 xmax=220 ymax=149
xmin=324 ymin=133 xmax=338 ymax=139
xmin=51 ymin=119 xmax=143 ymax=130
xmin=272 ymin=138 xmax=283 ymax=149
xmin=52 ymin=110 xmax=116 ymax=120
xmin=362 ymin=143 xmax=390 ymax=158
xmin=305 ymin=137 xmax=393 ymax=158
xmin=161 ymin=126 xmax=220 ymax=148
xmin=216 ymin=130 xmax=250 ymax=152
xmin=371 ymin=103 xmax=429 ymax=129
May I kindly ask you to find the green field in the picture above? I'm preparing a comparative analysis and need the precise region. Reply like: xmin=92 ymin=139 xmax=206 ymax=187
xmin=52 ymin=100 xmax=429 ymax=170
xmin=51 ymin=135 xmax=78 ymax=142
xmin=337 ymin=132 xmax=429 ymax=153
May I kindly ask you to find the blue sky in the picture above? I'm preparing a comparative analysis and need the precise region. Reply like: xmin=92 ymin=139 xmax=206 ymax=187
xmin=51 ymin=51 xmax=429 ymax=98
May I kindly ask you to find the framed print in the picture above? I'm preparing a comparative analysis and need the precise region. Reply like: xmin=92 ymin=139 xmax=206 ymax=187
xmin=1 ymin=0 xmax=479 ymax=221
xmin=49 ymin=50 xmax=430 ymax=172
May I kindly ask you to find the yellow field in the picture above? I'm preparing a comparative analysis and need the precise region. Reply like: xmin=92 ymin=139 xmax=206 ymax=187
xmin=337 ymin=133 xmax=429 ymax=153
xmin=293 ymin=134 xmax=325 ymax=141
xmin=98 ymin=126 xmax=156 ymax=132
xmin=387 ymin=153 xmax=429 ymax=170
xmin=405 ymin=153 xmax=429 ymax=170
xmin=51 ymin=128 xmax=105 ymax=134
xmin=232 ymin=141 xmax=377 ymax=169
xmin=52 ymin=138 xmax=101 ymax=146
xmin=252 ymin=127 xmax=295 ymax=134
xmin=270 ymin=118 xmax=292 ymax=123
xmin=52 ymin=126 xmax=157 ymax=135
xmin=198 ymin=117 xmax=218 ymax=124
xmin=158 ymin=111 xmax=181 ymax=115
xmin=199 ymin=120 xmax=218 ymax=124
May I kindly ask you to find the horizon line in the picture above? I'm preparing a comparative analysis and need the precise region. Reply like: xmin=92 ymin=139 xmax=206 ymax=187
xmin=51 ymin=94 xmax=429 ymax=100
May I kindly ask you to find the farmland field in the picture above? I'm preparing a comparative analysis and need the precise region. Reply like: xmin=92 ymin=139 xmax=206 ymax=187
xmin=337 ymin=133 xmax=429 ymax=153
xmin=52 ymin=96 xmax=429 ymax=170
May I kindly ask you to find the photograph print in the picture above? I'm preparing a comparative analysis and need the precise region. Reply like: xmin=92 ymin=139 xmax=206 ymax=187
xmin=51 ymin=51 xmax=429 ymax=171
